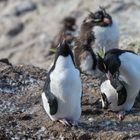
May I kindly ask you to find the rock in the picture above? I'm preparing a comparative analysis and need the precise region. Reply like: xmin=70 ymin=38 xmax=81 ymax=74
xmin=105 ymin=121 xmax=112 ymax=126
xmin=0 ymin=63 xmax=46 ymax=93
xmin=0 ymin=129 xmax=10 ymax=140
xmin=0 ymin=58 xmax=12 ymax=66
xmin=6 ymin=22 xmax=24 ymax=37
xmin=35 ymin=126 xmax=47 ymax=136
xmin=0 ymin=17 xmax=24 ymax=37
xmin=0 ymin=0 xmax=7 ymax=1
xmin=14 ymin=1 xmax=37 ymax=16
xmin=88 ymin=117 xmax=94 ymax=122
xmin=19 ymin=114 xmax=33 ymax=121
xmin=1 ymin=1 xmax=37 ymax=17
xmin=128 ymin=123 xmax=132 ymax=127
xmin=78 ymin=133 xmax=91 ymax=140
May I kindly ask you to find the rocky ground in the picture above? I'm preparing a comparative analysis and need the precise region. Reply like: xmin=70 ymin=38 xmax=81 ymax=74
xmin=0 ymin=0 xmax=140 ymax=139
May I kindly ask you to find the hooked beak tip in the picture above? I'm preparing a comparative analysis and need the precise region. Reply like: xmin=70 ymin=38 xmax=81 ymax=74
xmin=103 ymin=18 xmax=111 ymax=24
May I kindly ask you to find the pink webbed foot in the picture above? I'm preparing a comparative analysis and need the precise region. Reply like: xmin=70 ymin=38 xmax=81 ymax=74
xmin=59 ymin=119 xmax=78 ymax=127
xmin=118 ymin=110 xmax=126 ymax=120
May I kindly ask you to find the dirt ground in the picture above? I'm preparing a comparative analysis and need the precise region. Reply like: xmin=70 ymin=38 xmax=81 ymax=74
xmin=0 ymin=61 xmax=140 ymax=140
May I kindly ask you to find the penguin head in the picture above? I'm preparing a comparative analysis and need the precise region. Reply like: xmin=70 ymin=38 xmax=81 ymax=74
xmin=62 ymin=16 xmax=76 ymax=31
xmin=97 ymin=49 xmax=136 ymax=80
xmin=84 ymin=7 xmax=112 ymax=27
xmin=97 ymin=49 xmax=122 ymax=80
xmin=51 ymin=37 xmax=75 ymax=69
xmin=57 ymin=38 xmax=74 ymax=57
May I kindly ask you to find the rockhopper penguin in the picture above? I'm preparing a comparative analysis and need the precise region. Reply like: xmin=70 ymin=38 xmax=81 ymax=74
xmin=91 ymin=7 xmax=119 ymax=53
xmin=74 ymin=7 xmax=119 ymax=77
xmin=98 ymin=48 xmax=140 ymax=120
xmin=42 ymin=39 xmax=82 ymax=126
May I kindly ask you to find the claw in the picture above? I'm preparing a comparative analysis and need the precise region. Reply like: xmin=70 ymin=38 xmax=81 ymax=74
xmin=118 ymin=110 xmax=126 ymax=120
xmin=59 ymin=119 xmax=72 ymax=126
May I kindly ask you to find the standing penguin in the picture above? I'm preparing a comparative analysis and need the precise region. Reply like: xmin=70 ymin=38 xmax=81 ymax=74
xmin=91 ymin=7 xmax=119 ymax=53
xmin=74 ymin=19 xmax=97 ymax=76
xmin=74 ymin=7 xmax=119 ymax=76
xmin=98 ymin=48 xmax=140 ymax=119
xmin=42 ymin=39 xmax=82 ymax=126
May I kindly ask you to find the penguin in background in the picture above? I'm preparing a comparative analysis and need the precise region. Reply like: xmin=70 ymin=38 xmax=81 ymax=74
xmin=73 ymin=21 xmax=98 ymax=76
xmin=97 ymin=48 xmax=140 ymax=120
xmin=91 ymin=7 xmax=119 ymax=53
xmin=74 ymin=7 xmax=119 ymax=77
xmin=50 ymin=16 xmax=77 ymax=54
xmin=42 ymin=38 xmax=82 ymax=126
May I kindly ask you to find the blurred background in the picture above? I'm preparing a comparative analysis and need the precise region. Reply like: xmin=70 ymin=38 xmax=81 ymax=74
xmin=0 ymin=0 xmax=140 ymax=68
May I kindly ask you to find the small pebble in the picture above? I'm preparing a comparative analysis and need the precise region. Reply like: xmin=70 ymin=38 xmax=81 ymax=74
xmin=128 ymin=123 xmax=132 ymax=127
xmin=88 ymin=117 xmax=94 ymax=122
xmin=105 ymin=121 xmax=111 ymax=126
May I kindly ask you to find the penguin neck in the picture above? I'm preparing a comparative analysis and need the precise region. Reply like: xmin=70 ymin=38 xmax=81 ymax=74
xmin=92 ymin=18 xmax=119 ymax=51
xmin=55 ymin=55 xmax=75 ymax=70
xmin=79 ymin=22 xmax=94 ymax=40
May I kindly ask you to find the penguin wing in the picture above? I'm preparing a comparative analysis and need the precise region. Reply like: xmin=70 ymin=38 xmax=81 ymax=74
xmin=43 ymin=74 xmax=58 ymax=115
xmin=117 ymin=84 xmax=127 ymax=106
xmin=111 ymin=79 xmax=127 ymax=106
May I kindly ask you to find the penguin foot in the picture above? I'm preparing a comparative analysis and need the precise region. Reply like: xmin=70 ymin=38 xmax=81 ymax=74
xmin=59 ymin=119 xmax=72 ymax=126
xmin=72 ymin=121 xmax=78 ymax=126
xmin=118 ymin=111 xmax=126 ymax=120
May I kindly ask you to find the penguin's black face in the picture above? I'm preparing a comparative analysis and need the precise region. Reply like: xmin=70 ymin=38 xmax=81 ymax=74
xmin=57 ymin=40 xmax=73 ymax=57
xmin=97 ymin=49 xmax=125 ymax=79
xmin=55 ymin=40 xmax=75 ymax=64
xmin=98 ymin=49 xmax=137 ymax=79
xmin=104 ymin=56 xmax=120 ymax=78
xmin=85 ymin=8 xmax=112 ymax=27
xmin=49 ymin=40 xmax=76 ymax=73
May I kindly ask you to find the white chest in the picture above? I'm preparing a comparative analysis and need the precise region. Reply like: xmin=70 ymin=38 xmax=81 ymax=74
xmin=92 ymin=20 xmax=119 ymax=53
xmin=80 ymin=53 xmax=93 ymax=72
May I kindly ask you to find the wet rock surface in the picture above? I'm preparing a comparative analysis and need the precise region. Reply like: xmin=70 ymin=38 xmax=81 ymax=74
xmin=0 ymin=0 xmax=140 ymax=139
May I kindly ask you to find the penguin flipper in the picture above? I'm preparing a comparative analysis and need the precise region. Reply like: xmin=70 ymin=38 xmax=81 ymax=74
xmin=47 ymin=92 xmax=58 ymax=115
xmin=110 ymin=78 xmax=127 ymax=106
xmin=117 ymin=86 xmax=127 ymax=106
xmin=43 ymin=88 xmax=58 ymax=115
xmin=43 ymin=74 xmax=58 ymax=115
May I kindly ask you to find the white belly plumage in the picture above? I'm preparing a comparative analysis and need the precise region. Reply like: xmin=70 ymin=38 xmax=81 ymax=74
xmin=42 ymin=68 xmax=82 ymax=122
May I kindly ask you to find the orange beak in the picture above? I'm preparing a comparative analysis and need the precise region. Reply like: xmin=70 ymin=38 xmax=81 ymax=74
xmin=106 ymin=72 xmax=112 ymax=80
xmin=103 ymin=18 xmax=111 ymax=24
